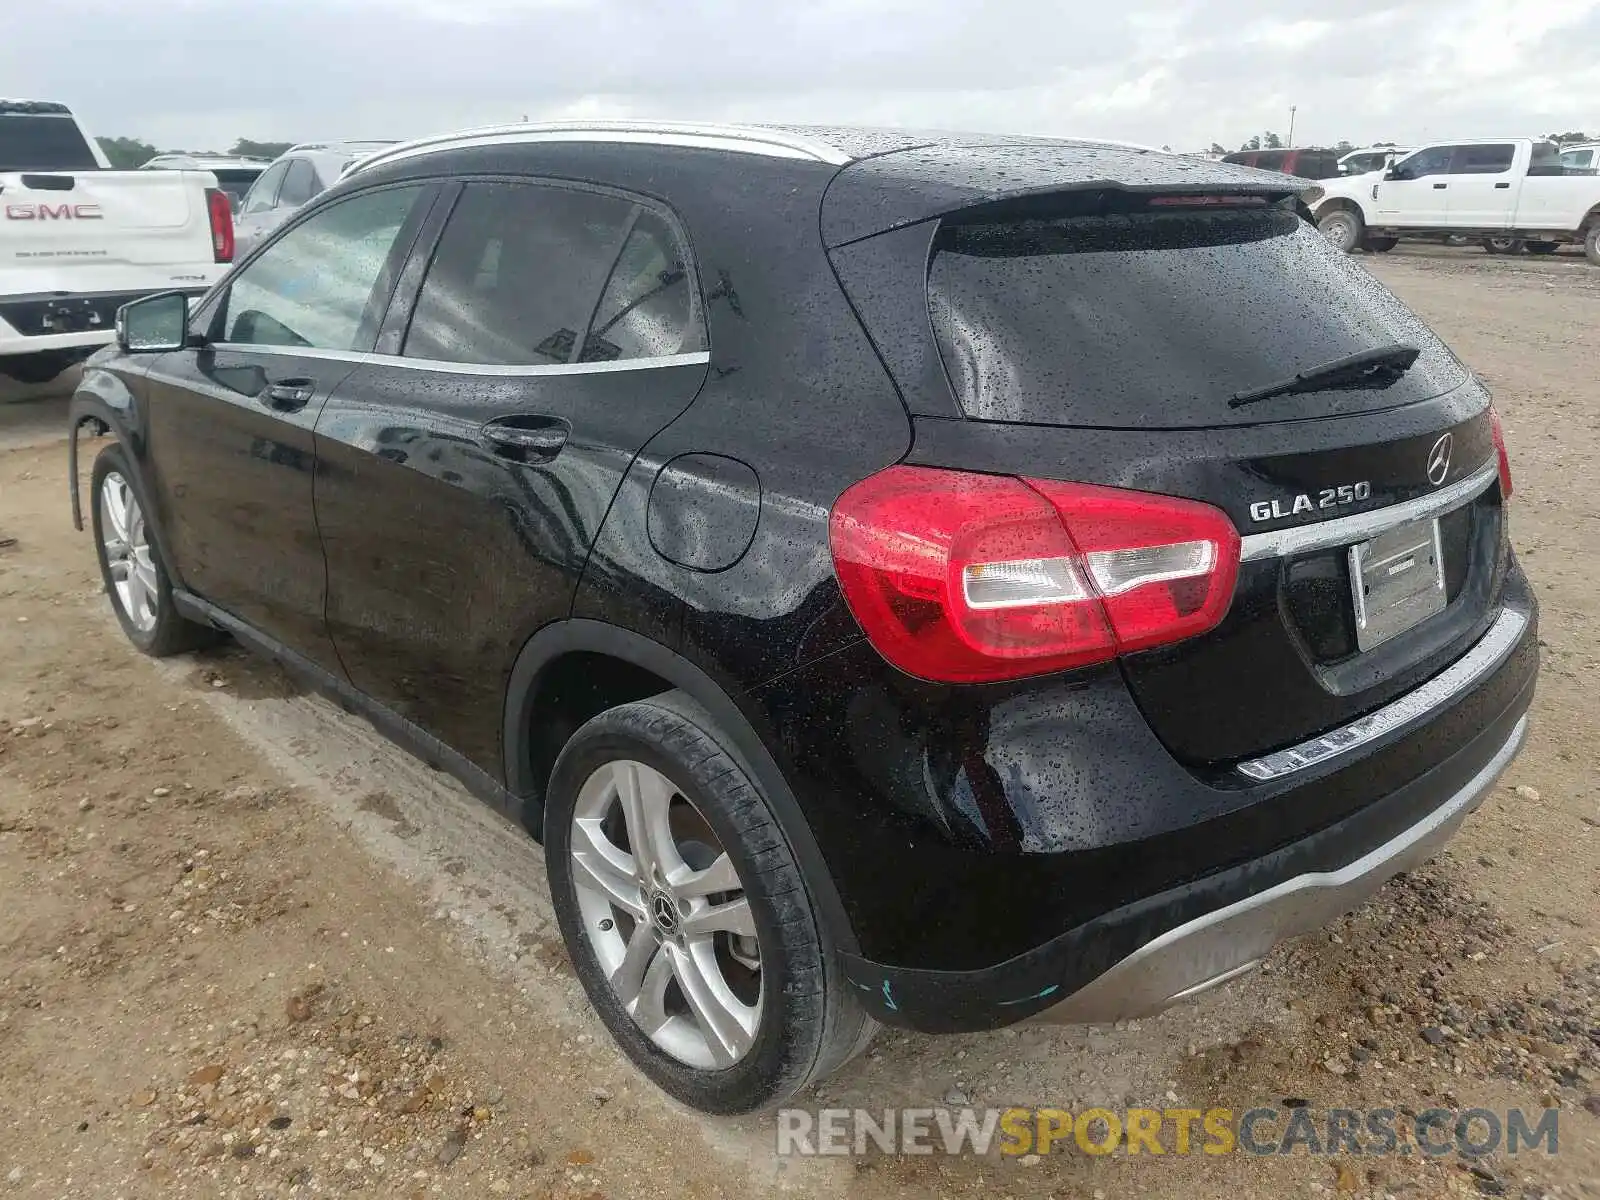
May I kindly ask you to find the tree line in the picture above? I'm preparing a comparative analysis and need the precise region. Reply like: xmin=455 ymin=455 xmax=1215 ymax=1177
xmin=95 ymin=137 xmax=296 ymax=168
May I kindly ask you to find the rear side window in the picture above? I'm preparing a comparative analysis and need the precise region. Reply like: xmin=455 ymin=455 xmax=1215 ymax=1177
xmin=1450 ymin=144 xmax=1514 ymax=174
xmin=927 ymin=200 xmax=1465 ymax=430
xmin=405 ymin=183 xmax=702 ymax=367
xmin=0 ymin=112 xmax=98 ymax=171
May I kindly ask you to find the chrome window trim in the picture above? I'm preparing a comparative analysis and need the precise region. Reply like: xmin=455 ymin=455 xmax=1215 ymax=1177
xmin=1236 ymin=606 xmax=1526 ymax=781
xmin=348 ymin=122 xmax=854 ymax=176
xmin=206 ymin=343 xmax=711 ymax=377
xmin=1238 ymin=461 xmax=1498 ymax=563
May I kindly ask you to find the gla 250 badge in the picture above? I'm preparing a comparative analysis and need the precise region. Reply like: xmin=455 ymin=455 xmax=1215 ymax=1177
xmin=1249 ymin=481 xmax=1372 ymax=523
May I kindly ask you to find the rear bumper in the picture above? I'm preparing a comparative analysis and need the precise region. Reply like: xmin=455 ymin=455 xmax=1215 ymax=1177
xmin=0 ymin=287 xmax=208 ymax=357
xmin=1030 ymin=712 xmax=1524 ymax=1024
xmin=836 ymin=607 xmax=1537 ymax=1032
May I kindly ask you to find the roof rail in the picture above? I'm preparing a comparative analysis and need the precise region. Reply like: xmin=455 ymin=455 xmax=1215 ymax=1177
xmin=347 ymin=121 xmax=854 ymax=175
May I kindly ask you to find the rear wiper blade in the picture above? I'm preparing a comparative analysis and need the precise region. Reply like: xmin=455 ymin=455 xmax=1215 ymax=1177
xmin=1229 ymin=343 xmax=1421 ymax=408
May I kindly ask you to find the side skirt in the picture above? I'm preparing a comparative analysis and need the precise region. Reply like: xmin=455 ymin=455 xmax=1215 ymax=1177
xmin=170 ymin=589 xmax=526 ymax=828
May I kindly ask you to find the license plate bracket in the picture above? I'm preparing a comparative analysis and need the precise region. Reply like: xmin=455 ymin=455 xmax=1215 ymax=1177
xmin=1348 ymin=516 xmax=1446 ymax=652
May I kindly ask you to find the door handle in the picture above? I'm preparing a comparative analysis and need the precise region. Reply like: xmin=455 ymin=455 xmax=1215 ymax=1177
xmin=1494 ymin=181 xmax=1510 ymax=189
xmin=263 ymin=378 xmax=314 ymax=412
xmin=1432 ymin=183 xmax=1447 ymax=189
xmin=480 ymin=416 xmax=569 ymax=463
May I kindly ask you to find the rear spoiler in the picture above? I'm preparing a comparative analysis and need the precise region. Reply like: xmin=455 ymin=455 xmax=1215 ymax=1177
xmin=821 ymin=143 xmax=1316 ymax=247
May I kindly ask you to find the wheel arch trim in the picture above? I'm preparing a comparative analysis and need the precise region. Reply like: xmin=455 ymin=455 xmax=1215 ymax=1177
xmin=502 ymin=618 xmax=861 ymax=955
xmin=1313 ymin=197 xmax=1365 ymax=222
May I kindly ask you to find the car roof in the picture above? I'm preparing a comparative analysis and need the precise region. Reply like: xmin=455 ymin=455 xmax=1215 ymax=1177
xmin=349 ymin=121 xmax=1308 ymax=247
xmin=143 ymin=153 xmax=269 ymax=169
xmin=284 ymin=140 xmax=399 ymax=157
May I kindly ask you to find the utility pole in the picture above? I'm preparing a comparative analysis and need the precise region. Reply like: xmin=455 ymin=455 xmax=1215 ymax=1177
xmin=1287 ymin=106 xmax=1297 ymax=148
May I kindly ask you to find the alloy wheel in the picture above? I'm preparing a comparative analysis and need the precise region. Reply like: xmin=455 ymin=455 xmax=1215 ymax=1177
xmin=100 ymin=471 xmax=159 ymax=633
xmin=569 ymin=760 xmax=762 ymax=1070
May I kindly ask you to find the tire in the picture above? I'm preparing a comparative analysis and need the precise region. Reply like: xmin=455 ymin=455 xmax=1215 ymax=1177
xmin=1317 ymin=207 xmax=1363 ymax=253
xmin=89 ymin=443 xmax=219 ymax=657
xmin=1525 ymin=241 xmax=1560 ymax=255
xmin=543 ymin=691 xmax=873 ymax=1115
xmin=1481 ymin=236 xmax=1524 ymax=255
xmin=1583 ymin=225 xmax=1600 ymax=267
xmin=1362 ymin=236 xmax=1399 ymax=253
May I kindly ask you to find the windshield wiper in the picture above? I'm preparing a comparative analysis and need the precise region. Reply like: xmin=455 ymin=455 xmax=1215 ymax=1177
xmin=1229 ymin=342 xmax=1421 ymax=408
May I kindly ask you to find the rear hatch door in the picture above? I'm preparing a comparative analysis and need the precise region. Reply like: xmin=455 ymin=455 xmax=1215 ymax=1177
xmin=828 ymin=171 xmax=1511 ymax=766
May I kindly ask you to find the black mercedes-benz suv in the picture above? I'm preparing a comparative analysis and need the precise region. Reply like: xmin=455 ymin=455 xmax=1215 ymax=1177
xmin=69 ymin=122 xmax=1536 ymax=1116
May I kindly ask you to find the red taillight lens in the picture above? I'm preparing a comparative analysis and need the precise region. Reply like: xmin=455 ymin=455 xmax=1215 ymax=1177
xmin=205 ymin=187 xmax=234 ymax=263
xmin=829 ymin=466 xmax=1240 ymax=683
xmin=1488 ymin=405 xmax=1513 ymax=500
xmin=1028 ymin=478 xmax=1241 ymax=655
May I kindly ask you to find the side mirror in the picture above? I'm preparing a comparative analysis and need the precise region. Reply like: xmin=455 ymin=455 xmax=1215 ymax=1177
xmin=116 ymin=292 xmax=190 ymax=354
xmin=1384 ymin=165 xmax=1403 ymax=181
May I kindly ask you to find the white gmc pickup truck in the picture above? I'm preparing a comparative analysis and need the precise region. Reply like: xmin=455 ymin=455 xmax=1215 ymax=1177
xmin=1 ymin=100 xmax=233 ymax=385
xmin=1311 ymin=138 xmax=1600 ymax=265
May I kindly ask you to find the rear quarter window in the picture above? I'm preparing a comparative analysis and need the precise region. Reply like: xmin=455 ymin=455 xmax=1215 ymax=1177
xmin=927 ymin=200 xmax=1467 ymax=429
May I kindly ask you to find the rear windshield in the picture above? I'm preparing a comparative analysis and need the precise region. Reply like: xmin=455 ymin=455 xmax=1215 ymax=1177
xmin=928 ymin=201 xmax=1466 ymax=429
xmin=0 ymin=112 xmax=98 ymax=171
xmin=210 ymin=168 xmax=264 ymax=200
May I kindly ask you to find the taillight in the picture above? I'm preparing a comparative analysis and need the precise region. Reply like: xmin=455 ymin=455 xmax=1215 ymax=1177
xmin=1488 ymin=405 xmax=1513 ymax=500
xmin=829 ymin=466 xmax=1240 ymax=683
xmin=205 ymin=187 xmax=234 ymax=263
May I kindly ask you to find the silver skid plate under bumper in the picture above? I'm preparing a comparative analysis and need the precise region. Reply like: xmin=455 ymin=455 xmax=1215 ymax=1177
xmin=1031 ymin=714 xmax=1527 ymax=1025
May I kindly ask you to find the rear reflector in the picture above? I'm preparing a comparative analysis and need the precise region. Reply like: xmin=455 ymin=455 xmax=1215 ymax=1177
xmin=1488 ymin=405 xmax=1513 ymax=500
xmin=205 ymin=187 xmax=234 ymax=263
xmin=829 ymin=467 xmax=1240 ymax=683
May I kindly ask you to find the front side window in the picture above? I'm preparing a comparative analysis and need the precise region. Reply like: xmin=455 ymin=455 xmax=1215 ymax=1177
xmin=222 ymin=185 xmax=421 ymax=351
xmin=1393 ymin=146 xmax=1455 ymax=179
xmin=1450 ymin=144 xmax=1515 ymax=174
xmin=277 ymin=159 xmax=319 ymax=207
xmin=404 ymin=182 xmax=642 ymax=366
xmin=240 ymin=162 xmax=287 ymax=215
xmin=1561 ymin=147 xmax=1593 ymax=169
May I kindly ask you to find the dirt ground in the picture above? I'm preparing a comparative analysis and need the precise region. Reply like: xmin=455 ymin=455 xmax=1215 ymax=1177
xmin=1 ymin=246 xmax=1597 ymax=1199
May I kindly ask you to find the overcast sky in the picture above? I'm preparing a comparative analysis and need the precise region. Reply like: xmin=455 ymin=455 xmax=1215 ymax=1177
xmin=4 ymin=0 xmax=1597 ymax=153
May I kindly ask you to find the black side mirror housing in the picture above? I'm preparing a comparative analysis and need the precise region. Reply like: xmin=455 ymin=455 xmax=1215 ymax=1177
xmin=116 ymin=291 xmax=190 ymax=354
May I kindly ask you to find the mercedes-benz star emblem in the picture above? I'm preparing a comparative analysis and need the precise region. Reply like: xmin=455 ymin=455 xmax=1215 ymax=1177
xmin=651 ymin=891 xmax=678 ymax=931
xmin=1426 ymin=432 xmax=1453 ymax=486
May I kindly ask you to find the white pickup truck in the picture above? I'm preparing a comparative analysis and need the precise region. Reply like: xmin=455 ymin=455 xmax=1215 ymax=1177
xmin=1 ymin=99 xmax=234 ymax=385
xmin=1311 ymin=138 xmax=1600 ymax=264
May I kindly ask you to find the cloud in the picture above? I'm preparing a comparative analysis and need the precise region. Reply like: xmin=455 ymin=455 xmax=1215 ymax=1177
xmin=2 ymin=0 xmax=1596 ymax=152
